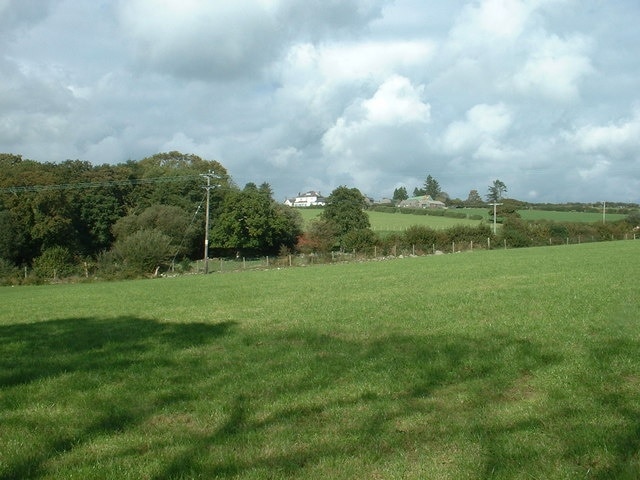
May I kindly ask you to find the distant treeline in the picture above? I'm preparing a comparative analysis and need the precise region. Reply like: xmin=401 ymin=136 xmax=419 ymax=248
xmin=0 ymin=152 xmax=303 ymax=283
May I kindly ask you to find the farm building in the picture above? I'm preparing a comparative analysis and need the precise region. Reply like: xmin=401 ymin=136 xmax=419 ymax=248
xmin=398 ymin=195 xmax=446 ymax=209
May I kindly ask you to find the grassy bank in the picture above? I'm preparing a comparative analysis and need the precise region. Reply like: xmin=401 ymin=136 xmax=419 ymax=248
xmin=1 ymin=241 xmax=639 ymax=478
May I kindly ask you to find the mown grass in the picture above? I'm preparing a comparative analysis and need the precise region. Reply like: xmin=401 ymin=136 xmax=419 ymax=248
xmin=298 ymin=208 xmax=482 ymax=230
xmin=1 ymin=241 xmax=639 ymax=478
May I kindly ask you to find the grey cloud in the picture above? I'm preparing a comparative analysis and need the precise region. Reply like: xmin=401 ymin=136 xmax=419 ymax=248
xmin=117 ymin=0 xmax=390 ymax=81
xmin=1 ymin=0 xmax=639 ymax=203
xmin=0 ymin=0 xmax=56 ymax=38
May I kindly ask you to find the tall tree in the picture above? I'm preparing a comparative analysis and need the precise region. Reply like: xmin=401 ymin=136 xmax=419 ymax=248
xmin=465 ymin=189 xmax=484 ymax=206
xmin=320 ymin=186 xmax=370 ymax=246
xmin=258 ymin=182 xmax=273 ymax=199
xmin=413 ymin=187 xmax=426 ymax=197
xmin=486 ymin=179 xmax=507 ymax=202
xmin=424 ymin=175 xmax=442 ymax=199
xmin=392 ymin=186 xmax=408 ymax=202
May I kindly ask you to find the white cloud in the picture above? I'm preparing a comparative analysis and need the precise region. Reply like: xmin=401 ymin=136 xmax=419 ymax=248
xmin=456 ymin=0 xmax=533 ymax=41
xmin=321 ymin=75 xmax=431 ymax=192
xmin=363 ymin=75 xmax=431 ymax=125
xmin=512 ymin=33 xmax=593 ymax=101
xmin=443 ymin=103 xmax=513 ymax=156
xmin=323 ymin=75 xmax=430 ymax=153
xmin=567 ymin=110 xmax=640 ymax=155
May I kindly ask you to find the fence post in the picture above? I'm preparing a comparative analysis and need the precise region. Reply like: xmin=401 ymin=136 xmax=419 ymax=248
xmin=452 ymin=241 xmax=455 ymax=253
xmin=487 ymin=238 xmax=491 ymax=250
xmin=470 ymin=240 xmax=473 ymax=251
xmin=504 ymin=239 xmax=507 ymax=250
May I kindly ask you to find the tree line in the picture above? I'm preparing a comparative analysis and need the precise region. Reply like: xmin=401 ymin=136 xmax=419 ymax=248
xmin=0 ymin=152 xmax=304 ymax=281
xmin=392 ymin=175 xmax=509 ymax=206
xmin=1 ymin=153 xmax=638 ymax=284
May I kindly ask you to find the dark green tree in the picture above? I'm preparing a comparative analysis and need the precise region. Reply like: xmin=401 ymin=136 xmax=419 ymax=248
xmin=210 ymin=189 xmax=303 ymax=255
xmin=413 ymin=187 xmax=426 ymax=196
xmin=424 ymin=175 xmax=442 ymax=199
xmin=320 ymin=186 xmax=370 ymax=247
xmin=258 ymin=182 xmax=274 ymax=199
xmin=393 ymin=186 xmax=408 ymax=202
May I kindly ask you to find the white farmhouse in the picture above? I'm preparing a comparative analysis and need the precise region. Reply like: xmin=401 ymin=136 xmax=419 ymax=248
xmin=284 ymin=191 xmax=327 ymax=207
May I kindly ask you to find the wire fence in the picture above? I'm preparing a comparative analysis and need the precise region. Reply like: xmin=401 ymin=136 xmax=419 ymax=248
xmin=189 ymin=234 xmax=639 ymax=275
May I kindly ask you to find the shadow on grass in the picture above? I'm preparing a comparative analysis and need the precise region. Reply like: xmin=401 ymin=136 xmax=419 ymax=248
xmin=0 ymin=317 xmax=235 ymax=479
xmin=1 ymin=319 xmax=640 ymax=478
xmin=0 ymin=316 xmax=235 ymax=388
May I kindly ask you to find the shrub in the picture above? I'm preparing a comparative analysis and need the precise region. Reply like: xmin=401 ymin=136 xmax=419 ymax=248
xmin=501 ymin=218 xmax=532 ymax=248
xmin=342 ymin=228 xmax=379 ymax=254
xmin=112 ymin=229 xmax=173 ymax=275
xmin=0 ymin=258 xmax=21 ymax=285
xmin=403 ymin=225 xmax=438 ymax=250
xmin=32 ymin=246 xmax=77 ymax=279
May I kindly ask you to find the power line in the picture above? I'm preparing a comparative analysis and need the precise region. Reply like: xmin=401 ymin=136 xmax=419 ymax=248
xmin=0 ymin=175 xmax=202 ymax=194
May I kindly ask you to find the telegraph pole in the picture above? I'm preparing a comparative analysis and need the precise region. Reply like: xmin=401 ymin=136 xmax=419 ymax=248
xmin=200 ymin=172 xmax=219 ymax=274
xmin=602 ymin=201 xmax=606 ymax=224
xmin=489 ymin=202 xmax=503 ymax=235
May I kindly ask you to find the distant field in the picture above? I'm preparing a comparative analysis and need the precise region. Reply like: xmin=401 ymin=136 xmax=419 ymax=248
xmin=297 ymin=208 xmax=482 ymax=231
xmin=517 ymin=209 xmax=626 ymax=222
xmin=2 ymin=240 xmax=639 ymax=478
xmin=296 ymin=207 xmax=627 ymax=232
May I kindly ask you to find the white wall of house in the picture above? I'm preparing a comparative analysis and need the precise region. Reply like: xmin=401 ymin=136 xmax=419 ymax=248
xmin=286 ymin=191 xmax=326 ymax=207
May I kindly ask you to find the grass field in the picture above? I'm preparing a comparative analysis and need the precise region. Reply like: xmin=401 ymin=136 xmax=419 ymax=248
xmin=296 ymin=207 xmax=627 ymax=231
xmin=1 ymin=241 xmax=640 ymax=478
xmin=298 ymin=208 xmax=483 ymax=231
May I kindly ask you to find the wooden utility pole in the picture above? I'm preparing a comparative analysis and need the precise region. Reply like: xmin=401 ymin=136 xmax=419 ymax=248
xmin=201 ymin=172 xmax=220 ymax=274
xmin=489 ymin=202 xmax=503 ymax=235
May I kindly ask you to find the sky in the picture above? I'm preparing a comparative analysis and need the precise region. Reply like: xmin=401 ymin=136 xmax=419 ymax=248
xmin=1 ymin=0 xmax=639 ymax=203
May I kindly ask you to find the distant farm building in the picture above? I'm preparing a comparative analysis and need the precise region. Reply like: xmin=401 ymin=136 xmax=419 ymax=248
xmin=398 ymin=195 xmax=446 ymax=209
xmin=284 ymin=191 xmax=326 ymax=207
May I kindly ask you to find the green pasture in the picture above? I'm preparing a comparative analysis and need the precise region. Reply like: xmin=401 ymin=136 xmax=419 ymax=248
xmin=297 ymin=207 xmax=627 ymax=232
xmin=516 ymin=209 xmax=626 ymax=222
xmin=432 ymin=207 xmax=627 ymax=223
xmin=298 ymin=208 xmax=483 ymax=231
xmin=1 ymin=241 xmax=640 ymax=478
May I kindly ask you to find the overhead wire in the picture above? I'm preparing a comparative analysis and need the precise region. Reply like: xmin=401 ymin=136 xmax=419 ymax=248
xmin=171 ymin=191 xmax=207 ymax=267
xmin=0 ymin=175 xmax=203 ymax=194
